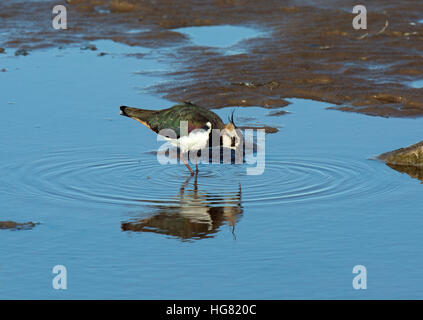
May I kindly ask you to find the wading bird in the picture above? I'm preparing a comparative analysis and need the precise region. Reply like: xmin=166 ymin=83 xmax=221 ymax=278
xmin=120 ymin=102 xmax=241 ymax=175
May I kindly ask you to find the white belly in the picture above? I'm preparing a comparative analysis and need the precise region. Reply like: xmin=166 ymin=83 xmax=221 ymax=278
xmin=165 ymin=129 xmax=210 ymax=154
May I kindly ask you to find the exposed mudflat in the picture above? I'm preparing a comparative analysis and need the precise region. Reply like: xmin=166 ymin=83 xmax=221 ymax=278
xmin=1 ymin=0 xmax=423 ymax=117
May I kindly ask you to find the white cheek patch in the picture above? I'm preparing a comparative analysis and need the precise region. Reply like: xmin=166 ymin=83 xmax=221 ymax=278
xmin=222 ymin=135 xmax=232 ymax=147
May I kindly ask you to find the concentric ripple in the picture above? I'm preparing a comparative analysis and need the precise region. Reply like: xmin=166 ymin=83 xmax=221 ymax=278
xmin=0 ymin=148 xmax=398 ymax=208
xmin=236 ymin=156 xmax=397 ymax=205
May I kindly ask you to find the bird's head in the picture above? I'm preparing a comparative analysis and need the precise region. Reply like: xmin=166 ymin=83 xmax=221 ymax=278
xmin=221 ymin=110 xmax=242 ymax=150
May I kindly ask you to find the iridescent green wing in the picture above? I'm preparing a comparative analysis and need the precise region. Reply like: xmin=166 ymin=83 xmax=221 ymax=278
xmin=148 ymin=102 xmax=225 ymax=138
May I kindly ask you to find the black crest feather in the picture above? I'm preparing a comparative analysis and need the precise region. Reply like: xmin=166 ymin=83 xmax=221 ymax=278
xmin=228 ymin=109 xmax=237 ymax=128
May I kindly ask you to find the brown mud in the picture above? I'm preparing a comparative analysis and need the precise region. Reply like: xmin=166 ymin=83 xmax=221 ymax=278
xmin=1 ymin=0 xmax=423 ymax=116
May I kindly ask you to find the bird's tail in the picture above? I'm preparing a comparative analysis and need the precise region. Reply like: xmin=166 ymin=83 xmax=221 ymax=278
xmin=120 ymin=106 xmax=157 ymax=121
xmin=120 ymin=106 xmax=158 ymax=130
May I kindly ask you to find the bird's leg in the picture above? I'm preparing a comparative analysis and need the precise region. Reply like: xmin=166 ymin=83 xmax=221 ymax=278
xmin=180 ymin=153 xmax=194 ymax=176
xmin=195 ymin=157 xmax=199 ymax=174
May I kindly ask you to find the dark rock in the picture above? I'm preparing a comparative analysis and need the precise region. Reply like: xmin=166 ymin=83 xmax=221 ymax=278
xmin=378 ymin=140 xmax=423 ymax=182
xmin=0 ymin=48 xmax=5 ymax=54
xmin=378 ymin=140 xmax=423 ymax=167
xmin=239 ymin=125 xmax=279 ymax=134
xmin=81 ymin=44 xmax=97 ymax=51
xmin=15 ymin=48 xmax=29 ymax=56
xmin=0 ymin=221 xmax=38 ymax=231
xmin=268 ymin=110 xmax=289 ymax=117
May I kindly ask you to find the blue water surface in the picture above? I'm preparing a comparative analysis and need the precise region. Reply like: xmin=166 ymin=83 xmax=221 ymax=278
xmin=1 ymin=35 xmax=423 ymax=299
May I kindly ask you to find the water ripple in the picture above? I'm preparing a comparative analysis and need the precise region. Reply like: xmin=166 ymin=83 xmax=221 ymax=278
xmin=0 ymin=148 xmax=397 ymax=208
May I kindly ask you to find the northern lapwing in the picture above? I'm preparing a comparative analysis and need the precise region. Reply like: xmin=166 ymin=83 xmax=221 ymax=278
xmin=120 ymin=102 xmax=241 ymax=175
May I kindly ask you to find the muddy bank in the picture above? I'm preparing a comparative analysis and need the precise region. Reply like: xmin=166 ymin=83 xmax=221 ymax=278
xmin=1 ymin=0 xmax=423 ymax=116
xmin=0 ymin=221 xmax=38 ymax=231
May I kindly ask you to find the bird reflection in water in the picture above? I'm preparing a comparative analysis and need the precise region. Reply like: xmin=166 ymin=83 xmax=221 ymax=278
xmin=121 ymin=175 xmax=243 ymax=241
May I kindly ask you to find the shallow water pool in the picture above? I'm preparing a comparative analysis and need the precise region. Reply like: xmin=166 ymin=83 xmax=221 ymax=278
xmin=409 ymin=79 xmax=423 ymax=88
xmin=173 ymin=25 xmax=261 ymax=55
xmin=1 ymin=40 xmax=423 ymax=299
